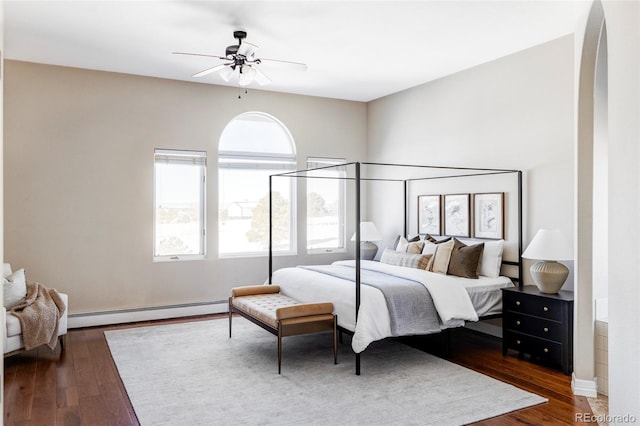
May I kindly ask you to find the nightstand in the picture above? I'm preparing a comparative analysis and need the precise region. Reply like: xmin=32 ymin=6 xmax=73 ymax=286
xmin=502 ymin=286 xmax=574 ymax=375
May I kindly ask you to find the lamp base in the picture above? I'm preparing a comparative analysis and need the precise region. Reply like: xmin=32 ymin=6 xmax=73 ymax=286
xmin=530 ymin=261 xmax=569 ymax=294
xmin=360 ymin=242 xmax=378 ymax=260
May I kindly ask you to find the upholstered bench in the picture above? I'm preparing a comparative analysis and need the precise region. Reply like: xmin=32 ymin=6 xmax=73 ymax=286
xmin=229 ymin=285 xmax=337 ymax=374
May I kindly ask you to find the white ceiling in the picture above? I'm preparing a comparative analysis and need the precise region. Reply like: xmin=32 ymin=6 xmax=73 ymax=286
xmin=4 ymin=1 xmax=591 ymax=102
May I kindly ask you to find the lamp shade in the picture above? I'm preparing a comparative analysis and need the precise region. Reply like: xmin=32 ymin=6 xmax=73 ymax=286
xmin=350 ymin=222 xmax=382 ymax=242
xmin=521 ymin=229 xmax=572 ymax=261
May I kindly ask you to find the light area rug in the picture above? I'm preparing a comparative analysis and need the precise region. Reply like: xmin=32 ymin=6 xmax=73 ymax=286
xmin=105 ymin=318 xmax=546 ymax=426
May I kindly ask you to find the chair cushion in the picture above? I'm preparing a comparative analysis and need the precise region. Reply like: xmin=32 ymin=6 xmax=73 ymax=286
xmin=4 ymin=293 xmax=69 ymax=340
xmin=6 ymin=313 xmax=22 ymax=338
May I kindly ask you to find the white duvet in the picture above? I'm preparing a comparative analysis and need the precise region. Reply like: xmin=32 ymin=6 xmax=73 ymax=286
xmin=272 ymin=260 xmax=486 ymax=353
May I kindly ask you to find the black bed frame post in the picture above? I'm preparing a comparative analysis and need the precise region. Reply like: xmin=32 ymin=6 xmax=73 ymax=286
xmin=517 ymin=170 xmax=523 ymax=289
xmin=355 ymin=162 xmax=361 ymax=376
xmin=403 ymin=180 xmax=408 ymax=237
xmin=268 ymin=175 xmax=273 ymax=285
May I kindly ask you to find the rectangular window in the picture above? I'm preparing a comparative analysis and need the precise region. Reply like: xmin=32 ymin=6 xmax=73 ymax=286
xmin=218 ymin=157 xmax=296 ymax=257
xmin=154 ymin=149 xmax=206 ymax=260
xmin=306 ymin=157 xmax=346 ymax=252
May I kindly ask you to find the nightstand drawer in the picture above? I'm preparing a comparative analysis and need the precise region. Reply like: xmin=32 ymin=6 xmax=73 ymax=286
xmin=506 ymin=332 xmax=562 ymax=365
xmin=504 ymin=294 xmax=563 ymax=321
xmin=506 ymin=314 xmax=562 ymax=341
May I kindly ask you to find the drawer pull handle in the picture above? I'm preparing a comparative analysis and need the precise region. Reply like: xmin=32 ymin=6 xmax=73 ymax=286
xmin=544 ymin=348 xmax=549 ymax=353
xmin=543 ymin=327 xmax=549 ymax=332
xmin=516 ymin=340 xmax=521 ymax=345
xmin=516 ymin=320 xmax=521 ymax=326
xmin=516 ymin=301 xmax=521 ymax=306
xmin=543 ymin=306 xmax=549 ymax=312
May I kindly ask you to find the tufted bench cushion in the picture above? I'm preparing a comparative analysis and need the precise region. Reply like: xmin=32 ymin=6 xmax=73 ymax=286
xmin=229 ymin=285 xmax=337 ymax=374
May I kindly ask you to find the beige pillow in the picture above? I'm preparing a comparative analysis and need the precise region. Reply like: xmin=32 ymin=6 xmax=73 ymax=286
xmin=430 ymin=239 xmax=455 ymax=274
xmin=380 ymin=249 xmax=432 ymax=270
xmin=396 ymin=236 xmax=424 ymax=254
xmin=4 ymin=268 xmax=27 ymax=309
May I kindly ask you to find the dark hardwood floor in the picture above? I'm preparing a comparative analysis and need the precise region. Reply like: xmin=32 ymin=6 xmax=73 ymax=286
xmin=4 ymin=314 xmax=595 ymax=425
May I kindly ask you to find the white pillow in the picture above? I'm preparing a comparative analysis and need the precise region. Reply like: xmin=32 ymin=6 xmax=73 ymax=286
xmin=3 ymin=263 xmax=12 ymax=278
xmin=458 ymin=239 xmax=504 ymax=278
xmin=479 ymin=240 xmax=504 ymax=278
xmin=395 ymin=236 xmax=409 ymax=252
xmin=421 ymin=240 xmax=437 ymax=256
xmin=4 ymin=268 xmax=27 ymax=309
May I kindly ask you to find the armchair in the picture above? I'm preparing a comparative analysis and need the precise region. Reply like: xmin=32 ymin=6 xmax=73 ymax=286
xmin=3 ymin=263 xmax=68 ymax=356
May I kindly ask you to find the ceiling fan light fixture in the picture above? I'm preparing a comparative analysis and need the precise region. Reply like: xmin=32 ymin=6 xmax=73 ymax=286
xmin=238 ymin=65 xmax=256 ymax=86
xmin=176 ymin=30 xmax=305 ymax=91
xmin=219 ymin=66 xmax=235 ymax=82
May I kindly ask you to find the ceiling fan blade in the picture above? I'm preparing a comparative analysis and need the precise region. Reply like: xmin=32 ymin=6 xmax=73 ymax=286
xmin=192 ymin=63 xmax=228 ymax=78
xmin=253 ymin=67 xmax=272 ymax=86
xmin=260 ymin=58 xmax=308 ymax=72
xmin=237 ymin=41 xmax=259 ymax=59
xmin=173 ymin=52 xmax=228 ymax=61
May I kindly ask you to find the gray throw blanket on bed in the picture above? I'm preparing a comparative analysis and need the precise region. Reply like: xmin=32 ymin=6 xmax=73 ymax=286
xmin=299 ymin=264 xmax=441 ymax=336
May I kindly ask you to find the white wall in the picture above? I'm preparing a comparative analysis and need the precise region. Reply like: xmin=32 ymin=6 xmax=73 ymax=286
xmin=602 ymin=1 xmax=640 ymax=421
xmin=367 ymin=36 xmax=575 ymax=288
xmin=3 ymin=61 xmax=367 ymax=315
xmin=1 ymin=0 xmax=5 ymax=413
xmin=592 ymin=24 xmax=608 ymax=302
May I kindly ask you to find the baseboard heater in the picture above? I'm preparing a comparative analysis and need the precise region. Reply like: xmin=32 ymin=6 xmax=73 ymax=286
xmin=68 ymin=300 xmax=228 ymax=329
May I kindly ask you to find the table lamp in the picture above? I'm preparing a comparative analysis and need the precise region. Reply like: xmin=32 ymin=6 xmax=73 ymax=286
xmin=521 ymin=229 xmax=573 ymax=294
xmin=351 ymin=222 xmax=382 ymax=260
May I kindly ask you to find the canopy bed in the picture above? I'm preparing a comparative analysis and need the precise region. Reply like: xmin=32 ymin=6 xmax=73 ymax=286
xmin=268 ymin=162 xmax=523 ymax=374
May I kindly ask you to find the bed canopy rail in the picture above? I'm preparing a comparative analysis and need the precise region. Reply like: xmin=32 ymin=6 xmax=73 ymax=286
xmin=269 ymin=161 xmax=523 ymax=375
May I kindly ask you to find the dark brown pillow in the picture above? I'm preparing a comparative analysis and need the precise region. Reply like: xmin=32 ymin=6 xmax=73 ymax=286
xmin=434 ymin=236 xmax=452 ymax=244
xmin=447 ymin=238 xmax=484 ymax=279
xmin=424 ymin=234 xmax=438 ymax=243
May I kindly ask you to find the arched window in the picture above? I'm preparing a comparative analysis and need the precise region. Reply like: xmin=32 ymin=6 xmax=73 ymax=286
xmin=218 ymin=112 xmax=296 ymax=256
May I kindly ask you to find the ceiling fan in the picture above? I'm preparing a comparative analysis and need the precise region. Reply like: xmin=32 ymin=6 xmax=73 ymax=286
xmin=173 ymin=30 xmax=307 ymax=86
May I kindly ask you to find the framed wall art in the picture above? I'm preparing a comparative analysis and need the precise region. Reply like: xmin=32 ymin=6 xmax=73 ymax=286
xmin=417 ymin=195 xmax=441 ymax=235
xmin=473 ymin=192 xmax=505 ymax=239
xmin=443 ymin=194 xmax=470 ymax=237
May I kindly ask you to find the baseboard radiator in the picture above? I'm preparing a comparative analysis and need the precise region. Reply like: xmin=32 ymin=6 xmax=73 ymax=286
xmin=68 ymin=300 xmax=228 ymax=329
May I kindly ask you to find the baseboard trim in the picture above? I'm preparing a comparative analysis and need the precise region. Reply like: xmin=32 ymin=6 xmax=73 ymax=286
xmin=572 ymin=374 xmax=598 ymax=397
xmin=68 ymin=300 xmax=228 ymax=328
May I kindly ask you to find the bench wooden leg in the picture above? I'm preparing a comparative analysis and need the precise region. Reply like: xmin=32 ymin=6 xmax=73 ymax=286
xmin=228 ymin=297 xmax=233 ymax=338
xmin=278 ymin=322 xmax=283 ymax=374
xmin=333 ymin=316 xmax=338 ymax=365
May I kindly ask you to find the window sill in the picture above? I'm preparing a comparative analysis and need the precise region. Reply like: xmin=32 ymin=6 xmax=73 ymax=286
xmin=307 ymin=248 xmax=348 ymax=255
xmin=153 ymin=255 xmax=206 ymax=262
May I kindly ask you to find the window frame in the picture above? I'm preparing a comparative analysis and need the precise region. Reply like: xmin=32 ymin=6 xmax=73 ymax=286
xmin=153 ymin=148 xmax=207 ymax=262
xmin=218 ymin=112 xmax=297 ymax=258
xmin=305 ymin=157 xmax=347 ymax=254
